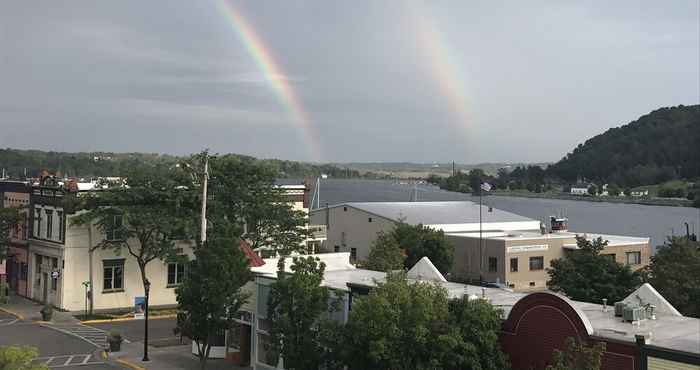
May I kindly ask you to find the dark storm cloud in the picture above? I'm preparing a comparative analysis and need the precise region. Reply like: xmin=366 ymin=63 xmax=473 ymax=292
xmin=1 ymin=0 xmax=697 ymax=163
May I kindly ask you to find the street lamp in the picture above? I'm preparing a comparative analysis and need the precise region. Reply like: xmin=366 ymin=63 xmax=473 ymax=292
xmin=142 ymin=279 xmax=151 ymax=362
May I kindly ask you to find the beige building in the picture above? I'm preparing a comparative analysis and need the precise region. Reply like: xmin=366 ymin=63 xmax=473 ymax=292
xmin=309 ymin=201 xmax=541 ymax=263
xmin=448 ymin=229 xmax=651 ymax=291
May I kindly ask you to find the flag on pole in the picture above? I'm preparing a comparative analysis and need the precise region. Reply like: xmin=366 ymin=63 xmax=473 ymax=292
xmin=480 ymin=182 xmax=492 ymax=192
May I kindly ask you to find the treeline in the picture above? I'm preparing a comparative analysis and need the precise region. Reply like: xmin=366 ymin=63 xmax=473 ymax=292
xmin=427 ymin=165 xmax=552 ymax=194
xmin=0 ymin=148 xmax=364 ymax=179
xmin=547 ymin=104 xmax=700 ymax=187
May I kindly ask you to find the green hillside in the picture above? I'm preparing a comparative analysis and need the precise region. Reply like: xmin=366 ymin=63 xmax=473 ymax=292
xmin=548 ymin=105 xmax=700 ymax=187
xmin=0 ymin=149 xmax=361 ymax=179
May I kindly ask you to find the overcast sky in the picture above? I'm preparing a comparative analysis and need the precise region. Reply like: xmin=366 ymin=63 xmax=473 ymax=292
xmin=1 ymin=1 xmax=698 ymax=163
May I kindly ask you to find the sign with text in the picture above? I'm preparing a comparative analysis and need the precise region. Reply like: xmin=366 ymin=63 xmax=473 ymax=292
xmin=507 ymin=244 xmax=549 ymax=253
xmin=134 ymin=296 xmax=146 ymax=319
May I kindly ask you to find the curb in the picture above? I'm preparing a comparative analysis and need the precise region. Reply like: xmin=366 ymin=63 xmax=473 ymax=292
xmin=113 ymin=357 xmax=147 ymax=370
xmin=0 ymin=306 xmax=25 ymax=321
xmin=82 ymin=314 xmax=177 ymax=325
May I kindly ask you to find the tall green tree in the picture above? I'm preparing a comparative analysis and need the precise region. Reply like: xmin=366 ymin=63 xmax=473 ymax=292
xmin=0 ymin=208 xmax=21 ymax=262
xmin=646 ymin=237 xmax=700 ymax=317
xmin=267 ymin=256 xmax=335 ymax=370
xmin=547 ymin=236 xmax=641 ymax=303
xmin=394 ymin=223 xmax=454 ymax=274
xmin=188 ymin=153 xmax=309 ymax=255
xmin=343 ymin=273 xmax=509 ymax=370
xmin=546 ymin=337 xmax=606 ymax=370
xmin=72 ymin=165 xmax=198 ymax=297
xmin=0 ymin=346 xmax=48 ymax=370
xmin=364 ymin=231 xmax=404 ymax=272
xmin=174 ymin=238 xmax=251 ymax=370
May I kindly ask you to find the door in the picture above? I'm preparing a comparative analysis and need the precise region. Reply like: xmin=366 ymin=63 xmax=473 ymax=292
xmin=42 ymin=273 xmax=48 ymax=303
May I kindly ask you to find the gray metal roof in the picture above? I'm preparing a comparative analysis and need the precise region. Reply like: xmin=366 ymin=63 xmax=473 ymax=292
xmin=341 ymin=201 xmax=536 ymax=225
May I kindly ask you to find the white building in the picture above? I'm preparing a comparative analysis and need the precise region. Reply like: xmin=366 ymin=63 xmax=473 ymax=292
xmin=308 ymin=201 xmax=541 ymax=263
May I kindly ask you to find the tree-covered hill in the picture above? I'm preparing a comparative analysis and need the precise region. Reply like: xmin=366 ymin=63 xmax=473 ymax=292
xmin=547 ymin=105 xmax=700 ymax=187
xmin=0 ymin=148 xmax=362 ymax=179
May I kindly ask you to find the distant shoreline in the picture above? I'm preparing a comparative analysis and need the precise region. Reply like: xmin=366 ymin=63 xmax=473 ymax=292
xmin=489 ymin=190 xmax=693 ymax=208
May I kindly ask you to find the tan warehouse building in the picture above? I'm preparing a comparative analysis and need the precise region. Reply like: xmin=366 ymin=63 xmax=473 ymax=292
xmin=448 ymin=227 xmax=651 ymax=291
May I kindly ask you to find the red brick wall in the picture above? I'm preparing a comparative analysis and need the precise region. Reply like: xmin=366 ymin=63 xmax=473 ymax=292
xmin=500 ymin=292 xmax=639 ymax=370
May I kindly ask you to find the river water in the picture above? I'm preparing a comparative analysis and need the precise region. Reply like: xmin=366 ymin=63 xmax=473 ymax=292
xmin=312 ymin=179 xmax=700 ymax=249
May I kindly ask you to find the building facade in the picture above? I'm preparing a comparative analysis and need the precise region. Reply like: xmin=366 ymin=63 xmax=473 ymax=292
xmin=447 ymin=228 xmax=651 ymax=291
xmin=309 ymin=201 xmax=541 ymax=263
xmin=1 ymin=180 xmax=31 ymax=297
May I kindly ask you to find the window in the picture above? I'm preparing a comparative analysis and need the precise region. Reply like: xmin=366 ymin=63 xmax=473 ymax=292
xmin=529 ymin=281 xmax=536 ymax=287
xmin=529 ymin=256 xmax=544 ymax=270
xmin=56 ymin=211 xmax=63 ymax=241
xmin=343 ymin=206 xmax=347 ymax=212
xmin=34 ymin=208 xmax=41 ymax=238
xmin=510 ymin=258 xmax=518 ymax=272
xmin=350 ymin=248 xmax=357 ymax=262
xmin=488 ymin=257 xmax=498 ymax=272
xmin=51 ymin=258 xmax=58 ymax=291
xmin=334 ymin=245 xmax=340 ymax=252
xmin=103 ymin=259 xmax=125 ymax=292
xmin=45 ymin=210 xmax=53 ymax=239
xmin=105 ymin=215 xmax=123 ymax=241
xmin=167 ymin=262 xmax=186 ymax=286
xmin=368 ymin=217 xmax=372 ymax=223
xmin=626 ymin=251 xmax=641 ymax=265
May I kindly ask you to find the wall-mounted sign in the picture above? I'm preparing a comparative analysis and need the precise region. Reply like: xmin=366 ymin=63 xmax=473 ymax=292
xmin=134 ymin=297 xmax=146 ymax=319
xmin=507 ymin=244 xmax=549 ymax=253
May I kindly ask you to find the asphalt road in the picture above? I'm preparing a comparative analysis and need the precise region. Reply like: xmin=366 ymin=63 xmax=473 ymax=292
xmin=88 ymin=317 xmax=182 ymax=345
xmin=0 ymin=318 xmax=119 ymax=369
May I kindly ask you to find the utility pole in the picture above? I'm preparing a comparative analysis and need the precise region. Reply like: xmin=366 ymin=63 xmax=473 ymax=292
xmin=479 ymin=185 xmax=483 ymax=283
xmin=200 ymin=155 xmax=209 ymax=244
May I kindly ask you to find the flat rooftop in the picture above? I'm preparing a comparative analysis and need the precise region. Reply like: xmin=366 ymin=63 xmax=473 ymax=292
xmin=447 ymin=230 xmax=650 ymax=246
xmin=323 ymin=201 xmax=537 ymax=225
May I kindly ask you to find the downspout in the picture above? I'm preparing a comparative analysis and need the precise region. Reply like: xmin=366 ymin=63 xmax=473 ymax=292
xmin=88 ymin=224 xmax=94 ymax=315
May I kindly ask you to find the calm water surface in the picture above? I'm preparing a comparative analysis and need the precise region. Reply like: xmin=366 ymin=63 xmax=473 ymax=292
xmin=312 ymin=179 xmax=700 ymax=249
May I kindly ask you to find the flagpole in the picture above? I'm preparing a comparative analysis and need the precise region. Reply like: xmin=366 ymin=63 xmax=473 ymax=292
xmin=200 ymin=155 xmax=208 ymax=244
xmin=479 ymin=185 xmax=483 ymax=283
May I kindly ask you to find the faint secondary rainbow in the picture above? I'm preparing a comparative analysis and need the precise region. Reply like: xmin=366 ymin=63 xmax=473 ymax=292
xmin=217 ymin=0 xmax=321 ymax=162
xmin=408 ymin=3 xmax=473 ymax=138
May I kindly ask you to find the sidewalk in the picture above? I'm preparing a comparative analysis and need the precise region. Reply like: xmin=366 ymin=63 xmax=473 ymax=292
xmin=110 ymin=341 xmax=252 ymax=370
xmin=0 ymin=294 xmax=78 ymax=323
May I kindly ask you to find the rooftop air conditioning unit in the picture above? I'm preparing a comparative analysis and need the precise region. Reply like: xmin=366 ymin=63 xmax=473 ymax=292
xmin=614 ymin=302 xmax=626 ymax=317
xmin=623 ymin=306 xmax=646 ymax=322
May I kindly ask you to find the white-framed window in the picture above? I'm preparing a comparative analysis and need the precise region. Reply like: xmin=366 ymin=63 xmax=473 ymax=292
xmin=56 ymin=211 xmax=63 ymax=242
xmin=167 ymin=262 xmax=186 ymax=286
xmin=510 ymin=258 xmax=518 ymax=272
xmin=103 ymin=259 xmax=125 ymax=292
xmin=626 ymin=251 xmax=641 ymax=265
xmin=105 ymin=215 xmax=123 ymax=241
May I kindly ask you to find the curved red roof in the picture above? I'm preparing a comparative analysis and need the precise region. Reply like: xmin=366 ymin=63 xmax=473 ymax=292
xmin=239 ymin=239 xmax=265 ymax=267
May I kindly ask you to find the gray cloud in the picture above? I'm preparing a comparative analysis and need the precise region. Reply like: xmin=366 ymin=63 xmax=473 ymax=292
xmin=1 ymin=0 xmax=697 ymax=163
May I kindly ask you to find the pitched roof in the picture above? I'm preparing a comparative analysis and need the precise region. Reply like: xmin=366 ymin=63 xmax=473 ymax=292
xmin=406 ymin=256 xmax=447 ymax=283
xmin=239 ymin=239 xmax=265 ymax=267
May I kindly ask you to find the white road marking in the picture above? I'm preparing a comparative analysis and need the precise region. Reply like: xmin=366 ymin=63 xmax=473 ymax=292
xmin=35 ymin=354 xmax=103 ymax=368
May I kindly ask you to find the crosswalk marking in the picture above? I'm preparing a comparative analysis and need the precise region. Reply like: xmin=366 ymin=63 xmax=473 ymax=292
xmin=35 ymin=354 xmax=104 ymax=368
xmin=45 ymin=324 xmax=109 ymax=349
xmin=0 ymin=318 xmax=18 ymax=326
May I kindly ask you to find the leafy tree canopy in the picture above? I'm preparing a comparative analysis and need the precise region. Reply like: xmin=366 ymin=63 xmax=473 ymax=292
xmin=646 ymin=237 xmax=700 ymax=317
xmin=0 ymin=346 xmax=48 ymax=370
xmin=175 ymin=238 xmax=251 ymax=370
xmin=546 ymin=337 xmax=606 ymax=370
xmin=343 ymin=273 xmax=509 ymax=370
xmin=547 ymin=236 xmax=641 ymax=303
xmin=267 ymin=256 xmax=335 ymax=370
xmin=364 ymin=231 xmax=405 ymax=272
xmin=394 ymin=223 xmax=454 ymax=274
